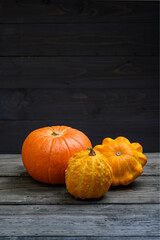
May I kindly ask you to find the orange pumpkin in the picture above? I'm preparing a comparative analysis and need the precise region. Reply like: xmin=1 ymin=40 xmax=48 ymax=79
xmin=94 ymin=137 xmax=147 ymax=186
xmin=21 ymin=126 xmax=92 ymax=184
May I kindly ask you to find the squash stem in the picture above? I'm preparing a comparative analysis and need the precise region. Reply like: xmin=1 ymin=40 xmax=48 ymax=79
xmin=87 ymin=147 xmax=96 ymax=156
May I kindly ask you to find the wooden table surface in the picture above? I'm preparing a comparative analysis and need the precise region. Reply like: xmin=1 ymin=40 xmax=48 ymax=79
xmin=0 ymin=153 xmax=159 ymax=239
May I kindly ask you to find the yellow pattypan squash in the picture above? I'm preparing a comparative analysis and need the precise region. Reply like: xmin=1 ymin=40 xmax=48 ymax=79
xmin=94 ymin=137 xmax=147 ymax=186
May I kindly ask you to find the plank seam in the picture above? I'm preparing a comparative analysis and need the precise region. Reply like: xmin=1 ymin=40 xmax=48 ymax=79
xmin=0 ymin=203 xmax=159 ymax=206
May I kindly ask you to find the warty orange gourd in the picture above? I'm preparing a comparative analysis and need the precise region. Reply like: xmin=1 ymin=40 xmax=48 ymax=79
xmin=65 ymin=147 xmax=112 ymax=199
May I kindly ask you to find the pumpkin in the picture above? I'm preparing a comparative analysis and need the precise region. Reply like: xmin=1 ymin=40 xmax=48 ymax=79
xmin=65 ymin=147 xmax=112 ymax=199
xmin=94 ymin=137 xmax=147 ymax=186
xmin=21 ymin=126 xmax=92 ymax=184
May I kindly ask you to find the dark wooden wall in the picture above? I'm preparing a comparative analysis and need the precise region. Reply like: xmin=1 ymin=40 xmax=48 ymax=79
xmin=0 ymin=0 xmax=159 ymax=153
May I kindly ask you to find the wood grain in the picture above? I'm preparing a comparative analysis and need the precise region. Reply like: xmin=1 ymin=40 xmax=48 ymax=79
xmin=0 ymin=57 xmax=158 ymax=88
xmin=0 ymin=153 xmax=159 ymax=177
xmin=0 ymin=175 xmax=159 ymax=204
xmin=0 ymin=23 xmax=158 ymax=56
xmin=0 ymin=237 xmax=158 ymax=240
xmin=0 ymin=88 xmax=158 ymax=121
xmin=0 ymin=204 xmax=159 ymax=236
xmin=0 ymin=1 xmax=158 ymax=23
xmin=0 ymin=121 xmax=159 ymax=153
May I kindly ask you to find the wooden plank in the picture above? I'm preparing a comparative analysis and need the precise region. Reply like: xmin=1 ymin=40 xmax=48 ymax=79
xmin=0 ymin=121 xmax=158 ymax=153
xmin=0 ymin=57 xmax=158 ymax=88
xmin=0 ymin=237 xmax=158 ymax=240
xmin=143 ymin=153 xmax=160 ymax=176
xmin=0 ymin=175 xmax=159 ymax=204
xmin=0 ymin=153 xmax=159 ymax=177
xmin=0 ymin=23 xmax=158 ymax=56
xmin=0 ymin=88 xmax=158 ymax=121
xmin=0 ymin=155 xmax=28 ymax=177
xmin=0 ymin=204 xmax=159 ymax=236
xmin=0 ymin=1 xmax=158 ymax=23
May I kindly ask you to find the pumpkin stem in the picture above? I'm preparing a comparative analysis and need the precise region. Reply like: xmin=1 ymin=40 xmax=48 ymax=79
xmin=87 ymin=147 xmax=96 ymax=156
xmin=51 ymin=131 xmax=62 ymax=137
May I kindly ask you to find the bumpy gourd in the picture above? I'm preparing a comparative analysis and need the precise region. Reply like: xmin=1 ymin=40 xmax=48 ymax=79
xmin=65 ymin=148 xmax=112 ymax=199
xmin=94 ymin=136 xmax=147 ymax=186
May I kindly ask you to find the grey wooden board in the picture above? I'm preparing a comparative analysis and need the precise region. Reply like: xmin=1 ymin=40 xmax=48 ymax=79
xmin=0 ymin=57 xmax=158 ymax=88
xmin=0 ymin=153 xmax=159 ymax=177
xmin=0 ymin=121 xmax=158 ymax=153
xmin=0 ymin=238 xmax=159 ymax=240
xmin=0 ymin=204 xmax=159 ymax=237
xmin=0 ymin=23 xmax=158 ymax=56
xmin=0 ymin=175 xmax=159 ymax=204
xmin=0 ymin=1 xmax=158 ymax=23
